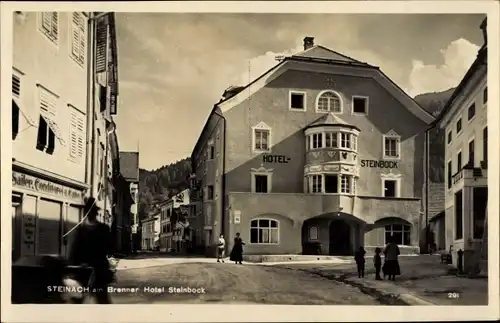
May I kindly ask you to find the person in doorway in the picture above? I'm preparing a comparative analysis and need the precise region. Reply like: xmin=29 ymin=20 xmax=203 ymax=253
xmin=383 ymin=235 xmax=401 ymax=281
xmin=68 ymin=197 xmax=114 ymax=304
xmin=354 ymin=246 xmax=366 ymax=278
xmin=229 ymin=232 xmax=245 ymax=264
xmin=217 ymin=234 xmax=225 ymax=263
xmin=374 ymin=247 xmax=383 ymax=280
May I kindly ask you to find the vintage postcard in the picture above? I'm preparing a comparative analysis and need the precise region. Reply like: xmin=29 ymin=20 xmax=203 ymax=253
xmin=1 ymin=1 xmax=499 ymax=322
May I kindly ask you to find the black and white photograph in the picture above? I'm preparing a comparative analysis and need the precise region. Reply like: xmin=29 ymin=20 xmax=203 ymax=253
xmin=1 ymin=1 xmax=499 ymax=322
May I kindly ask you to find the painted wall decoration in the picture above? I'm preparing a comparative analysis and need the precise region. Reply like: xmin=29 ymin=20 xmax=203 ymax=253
xmin=12 ymin=171 xmax=83 ymax=202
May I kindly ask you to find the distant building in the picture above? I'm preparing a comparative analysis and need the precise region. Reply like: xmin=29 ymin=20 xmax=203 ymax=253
xmin=429 ymin=18 xmax=488 ymax=272
xmin=190 ymin=37 xmax=434 ymax=257
xmin=119 ymin=151 xmax=140 ymax=252
xmin=159 ymin=189 xmax=191 ymax=252
xmin=141 ymin=211 xmax=160 ymax=251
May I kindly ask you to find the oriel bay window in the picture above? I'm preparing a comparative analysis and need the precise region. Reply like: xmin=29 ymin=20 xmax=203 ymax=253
xmin=306 ymin=131 xmax=358 ymax=151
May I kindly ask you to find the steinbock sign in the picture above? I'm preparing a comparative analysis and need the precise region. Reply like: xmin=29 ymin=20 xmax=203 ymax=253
xmin=360 ymin=159 xmax=399 ymax=169
xmin=12 ymin=171 xmax=83 ymax=201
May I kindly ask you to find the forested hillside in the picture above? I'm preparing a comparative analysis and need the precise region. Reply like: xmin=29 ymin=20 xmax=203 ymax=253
xmin=137 ymin=88 xmax=455 ymax=220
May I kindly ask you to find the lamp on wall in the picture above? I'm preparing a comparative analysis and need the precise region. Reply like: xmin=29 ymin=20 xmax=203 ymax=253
xmin=336 ymin=207 xmax=344 ymax=216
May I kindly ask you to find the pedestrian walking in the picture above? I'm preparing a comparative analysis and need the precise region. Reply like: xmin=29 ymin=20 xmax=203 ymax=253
xmin=354 ymin=246 xmax=366 ymax=278
xmin=68 ymin=197 xmax=114 ymax=304
xmin=374 ymin=247 xmax=383 ymax=280
xmin=229 ymin=232 xmax=245 ymax=264
xmin=383 ymin=235 xmax=401 ymax=281
xmin=217 ymin=234 xmax=225 ymax=263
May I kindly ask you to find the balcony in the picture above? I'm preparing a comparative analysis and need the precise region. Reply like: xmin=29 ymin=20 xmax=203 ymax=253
xmin=227 ymin=192 xmax=420 ymax=225
xmin=452 ymin=164 xmax=487 ymax=188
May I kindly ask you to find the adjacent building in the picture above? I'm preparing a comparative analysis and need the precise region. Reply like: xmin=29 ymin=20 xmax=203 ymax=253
xmin=429 ymin=18 xmax=488 ymax=272
xmin=190 ymin=37 xmax=434 ymax=257
xmin=11 ymin=11 xmax=124 ymax=262
xmin=119 ymin=151 xmax=140 ymax=252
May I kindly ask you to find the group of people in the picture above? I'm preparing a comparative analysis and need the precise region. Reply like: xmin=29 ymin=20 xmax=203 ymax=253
xmin=354 ymin=236 xmax=401 ymax=281
xmin=217 ymin=233 xmax=245 ymax=264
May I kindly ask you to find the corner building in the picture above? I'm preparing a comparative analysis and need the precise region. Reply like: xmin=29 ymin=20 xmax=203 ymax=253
xmin=191 ymin=37 xmax=434 ymax=256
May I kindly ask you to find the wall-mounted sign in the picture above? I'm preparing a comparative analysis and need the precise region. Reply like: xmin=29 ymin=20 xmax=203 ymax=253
xmin=263 ymin=154 xmax=291 ymax=164
xmin=234 ymin=210 xmax=241 ymax=224
xmin=12 ymin=171 xmax=84 ymax=202
xmin=360 ymin=160 xmax=399 ymax=169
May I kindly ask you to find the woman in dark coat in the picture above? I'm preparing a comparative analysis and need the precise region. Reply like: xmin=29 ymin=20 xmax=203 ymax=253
xmin=229 ymin=233 xmax=245 ymax=264
xmin=383 ymin=235 xmax=401 ymax=281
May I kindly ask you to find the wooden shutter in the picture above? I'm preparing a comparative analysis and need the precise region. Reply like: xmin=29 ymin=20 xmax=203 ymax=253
xmin=95 ymin=16 xmax=108 ymax=73
xmin=51 ymin=12 xmax=59 ymax=40
xmin=69 ymin=107 xmax=85 ymax=160
xmin=12 ymin=74 xmax=20 ymax=97
xmin=71 ymin=13 xmax=80 ymax=57
xmin=41 ymin=12 xmax=52 ymax=33
xmin=39 ymin=87 xmax=57 ymax=117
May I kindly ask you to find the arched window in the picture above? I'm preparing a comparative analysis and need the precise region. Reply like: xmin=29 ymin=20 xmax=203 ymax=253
xmin=309 ymin=226 xmax=318 ymax=240
xmin=385 ymin=224 xmax=411 ymax=245
xmin=250 ymin=219 xmax=279 ymax=244
xmin=317 ymin=91 xmax=342 ymax=113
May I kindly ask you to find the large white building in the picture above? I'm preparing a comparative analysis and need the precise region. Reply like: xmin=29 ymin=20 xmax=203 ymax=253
xmin=11 ymin=11 xmax=122 ymax=261
xmin=431 ymin=18 xmax=488 ymax=272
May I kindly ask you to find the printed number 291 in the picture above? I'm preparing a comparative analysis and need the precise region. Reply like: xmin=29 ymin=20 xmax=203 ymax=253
xmin=448 ymin=292 xmax=460 ymax=299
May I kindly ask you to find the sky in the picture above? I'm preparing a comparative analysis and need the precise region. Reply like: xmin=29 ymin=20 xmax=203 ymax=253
xmin=113 ymin=13 xmax=485 ymax=171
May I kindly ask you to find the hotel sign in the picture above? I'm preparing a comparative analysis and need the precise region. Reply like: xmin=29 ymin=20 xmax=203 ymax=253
xmin=360 ymin=160 xmax=399 ymax=169
xmin=263 ymin=154 xmax=291 ymax=164
xmin=12 ymin=171 xmax=83 ymax=202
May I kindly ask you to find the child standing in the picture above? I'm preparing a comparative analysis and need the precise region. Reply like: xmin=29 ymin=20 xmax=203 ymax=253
xmin=374 ymin=247 xmax=383 ymax=280
xmin=354 ymin=246 xmax=366 ymax=278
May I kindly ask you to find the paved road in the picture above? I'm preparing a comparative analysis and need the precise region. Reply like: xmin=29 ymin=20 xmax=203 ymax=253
xmin=112 ymin=262 xmax=381 ymax=305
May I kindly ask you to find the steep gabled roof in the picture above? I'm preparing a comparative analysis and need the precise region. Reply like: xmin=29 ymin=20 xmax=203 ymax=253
xmin=119 ymin=151 xmax=139 ymax=182
xmin=293 ymin=45 xmax=372 ymax=66
xmin=305 ymin=112 xmax=360 ymax=131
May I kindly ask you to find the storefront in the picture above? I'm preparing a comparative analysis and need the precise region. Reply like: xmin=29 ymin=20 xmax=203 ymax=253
xmin=12 ymin=166 xmax=87 ymax=261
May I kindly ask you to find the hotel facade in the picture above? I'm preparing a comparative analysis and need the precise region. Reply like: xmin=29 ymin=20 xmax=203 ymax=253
xmin=190 ymin=37 xmax=434 ymax=256
xmin=431 ymin=18 xmax=488 ymax=272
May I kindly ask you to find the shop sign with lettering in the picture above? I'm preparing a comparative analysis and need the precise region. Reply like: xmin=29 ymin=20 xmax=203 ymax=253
xmin=360 ymin=160 xmax=399 ymax=169
xmin=12 ymin=171 xmax=83 ymax=202
xmin=262 ymin=154 xmax=291 ymax=164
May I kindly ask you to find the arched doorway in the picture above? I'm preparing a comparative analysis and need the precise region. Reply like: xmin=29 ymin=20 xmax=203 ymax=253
xmin=329 ymin=220 xmax=351 ymax=255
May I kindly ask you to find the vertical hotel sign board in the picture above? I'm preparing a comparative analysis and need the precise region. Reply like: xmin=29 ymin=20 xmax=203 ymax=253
xmin=12 ymin=171 xmax=84 ymax=255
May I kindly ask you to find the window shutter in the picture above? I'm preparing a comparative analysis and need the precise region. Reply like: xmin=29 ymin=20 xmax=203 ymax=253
xmin=95 ymin=17 xmax=108 ymax=73
xmin=39 ymin=88 xmax=57 ymax=117
xmin=12 ymin=74 xmax=21 ymax=97
xmin=51 ymin=12 xmax=59 ymax=40
xmin=71 ymin=20 xmax=80 ymax=57
xmin=41 ymin=12 xmax=51 ymax=33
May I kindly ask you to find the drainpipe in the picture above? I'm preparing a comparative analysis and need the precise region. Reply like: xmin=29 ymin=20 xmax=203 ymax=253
xmin=104 ymin=123 xmax=116 ymax=228
xmin=213 ymin=109 xmax=227 ymax=246
xmin=84 ymin=12 xmax=95 ymax=197
xmin=424 ymin=125 xmax=434 ymax=254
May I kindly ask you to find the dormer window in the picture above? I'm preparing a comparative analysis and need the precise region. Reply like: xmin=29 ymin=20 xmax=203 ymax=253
xmin=316 ymin=91 xmax=342 ymax=113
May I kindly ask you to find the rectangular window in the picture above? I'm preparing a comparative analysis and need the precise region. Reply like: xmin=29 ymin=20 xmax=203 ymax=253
xmin=325 ymin=132 xmax=338 ymax=148
xmin=70 ymin=12 xmax=86 ymax=66
xmin=383 ymin=180 xmax=397 ymax=197
xmin=352 ymin=97 xmax=368 ymax=114
xmin=312 ymin=175 xmax=322 ymax=193
xmin=12 ymin=72 xmax=21 ymax=140
xmin=69 ymin=105 xmax=85 ymax=162
xmin=483 ymin=127 xmax=488 ymax=163
xmin=384 ymin=137 xmax=400 ymax=158
xmin=447 ymin=160 xmax=452 ymax=189
xmin=455 ymin=190 xmax=463 ymax=240
xmin=290 ymin=92 xmax=305 ymax=110
xmin=351 ymin=135 xmax=357 ymax=151
xmin=312 ymin=133 xmax=323 ymax=149
xmin=456 ymin=118 xmax=462 ymax=134
xmin=468 ymin=139 xmax=475 ymax=167
xmin=254 ymin=129 xmax=270 ymax=151
xmin=37 ymin=198 xmax=62 ymax=255
xmin=255 ymin=175 xmax=268 ymax=193
xmin=467 ymin=103 xmax=476 ymax=121
xmin=36 ymin=116 xmax=55 ymax=154
xmin=12 ymin=73 xmax=21 ymax=97
xmin=483 ymin=87 xmax=487 ymax=104
xmin=207 ymin=185 xmax=214 ymax=200
xmin=340 ymin=175 xmax=351 ymax=194
xmin=208 ymin=145 xmax=215 ymax=159
xmin=325 ymin=175 xmax=338 ymax=193
xmin=384 ymin=224 xmax=411 ymax=245
xmin=39 ymin=12 xmax=59 ymax=43
xmin=447 ymin=130 xmax=452 ymax=145
xmin=457 ymin=151 xmax=462 ymax=172
xmin=340 ymin=133 xmax=351 ymax=149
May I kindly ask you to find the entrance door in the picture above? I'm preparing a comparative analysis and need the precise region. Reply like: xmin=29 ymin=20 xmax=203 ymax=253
xmin=329 ymin=220 xmax=351 ymax=255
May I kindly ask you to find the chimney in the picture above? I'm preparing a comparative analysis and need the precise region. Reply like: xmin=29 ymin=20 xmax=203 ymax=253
xmin=480 ymin=17 xmax=487 ymax=46
xmin=303 ymin=36 xmax=314 ymax=50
